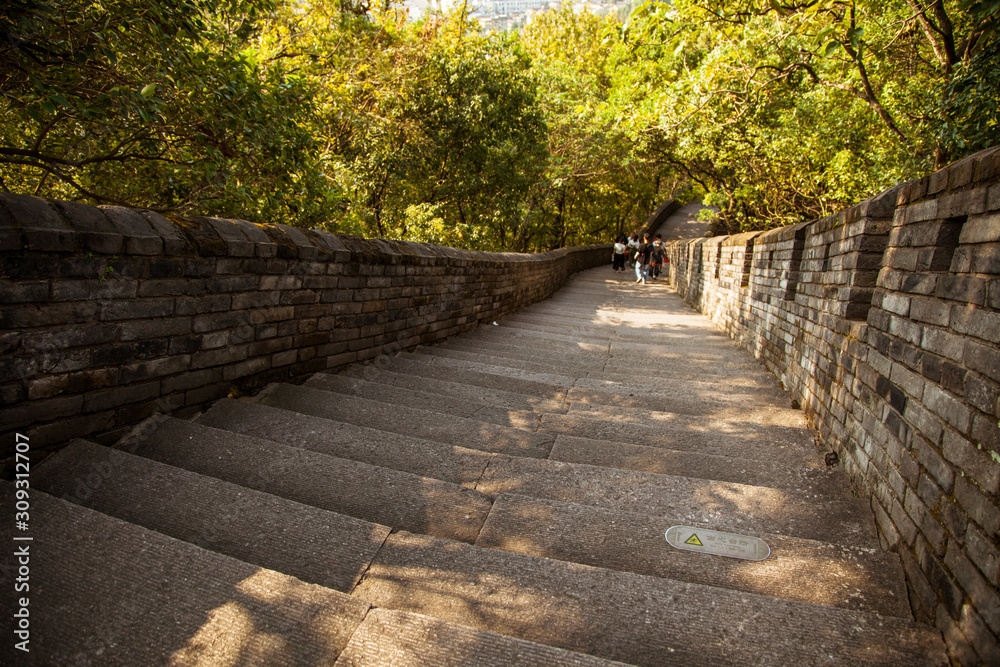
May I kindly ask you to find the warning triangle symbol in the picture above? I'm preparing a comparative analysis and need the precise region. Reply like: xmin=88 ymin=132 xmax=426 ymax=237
xmin=684 ymin=533 xmax=704 ymax=547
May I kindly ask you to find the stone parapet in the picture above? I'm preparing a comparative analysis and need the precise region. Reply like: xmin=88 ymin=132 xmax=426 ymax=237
xmin=666 ymin=146 xmax=1000 ymax=665
xmin=1 ymin=194 xmax=609 ymax=455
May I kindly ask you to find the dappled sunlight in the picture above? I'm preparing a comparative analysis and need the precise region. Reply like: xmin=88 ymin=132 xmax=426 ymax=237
xmin=170 ymin=568 xmax=363 ymax=667
xmin=473 ymin=494 xmax=904 ymax=618
xmin=727 ymin=544 xmax=887 ymax=612
xmin=689 ymin=480 xmax=778 ymax=516
xmin=171 ymin=600 xmax=283 ymax=667
xmin=352 ymin=533 xmax=597 ymax=655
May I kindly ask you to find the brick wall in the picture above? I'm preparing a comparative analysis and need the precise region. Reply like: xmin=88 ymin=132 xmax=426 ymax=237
xmin=0 ymin=194 xmax=609 ymax=461
xmin=666 ymin=146 xmax=1000 ymax=665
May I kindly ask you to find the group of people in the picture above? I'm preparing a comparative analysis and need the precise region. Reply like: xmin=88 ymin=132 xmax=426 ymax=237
xmin=612 ymin=232 xmax=667 ymax=285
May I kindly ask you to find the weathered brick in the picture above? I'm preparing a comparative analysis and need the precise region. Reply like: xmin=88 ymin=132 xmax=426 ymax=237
xmin=118 ymin=355 xmax=191 ymax=384
xmin=162 ymin=367 xmax=223 ymax=394
xmin=99 ymin=298 xmax=174 ymax=321
xmin=120 ymin=317 xmax=190 ymax=341
xmin=966 ymin=339 xmax=1000 ymax=382
xmin=971 ymin=413 xmax=1000 ymax=457
xmin=955 ymin=476 xmax=1000 ymax=541
xmin=248 ymin=306 xmax=296 ymax=324
xmin=1 ymin=301 xmax=98 ymax=328
xmin=937 ymin=605 xmax=979 ymax=665
xmin=0 ymin=280 xmax=49 ymax=303
xmin=905 ymin=486 xmax=948 ymax=553
xmin=907 ymin=297 xmax=950 ymax=327
xmin=222 ymin=356 xmax=270 ymax=381
xmin=921 ymin=327 xmax=965 ymax=362
xmin=936 ymin=275 xmax=987 ymax=305
xmin=138 ymin=278 xmax=203 ymax=298
xmin=83 ymin=382 xmax=160 ymax=413
xmin=3 ymin=394 xmax=84 ymax=428
xmin=21 ymin=324 xmax=119 ymax=352
xmin=913 ymin=436 xmax=955 ymax=493
xmin=28 ymin=410 xmax=115 ymax=448
xmin=192 ymin=311 xmax=249 ymax=333
xmin=206 ymin=275 xmax=258 ymax=293
xmin=966 ymin=523 xmax=999 ymax=585
xmin=2 ymin=193 xmax=77 ymax=252
xmin=54 ymin=200 xmax=123 ymax=254
xmin=190 ymin=345 xmax=248 ymax=370
xmin=100 ymin=205 xmax=162 ymax=255
xmin=960 ymin=212 xmax=1000 ymax=244
xmin=231 ymin=291 xmax=281 ymax=309
xmin=945 ymin=428 xmax=1000 ymax=496
xmin=904 ymin=199 xmax=940 ymax=224
xmin=965 ymin=375 xmax=999 ymax=415
xmin=175 ymin=294 xmax=232 ymax=315
xmin=945 ymin=542 xmax=1000 ymax=635
xmin=915 ymin=535 xmax=964 ymax=617
xmin=940 ymin=497 xmax=969 ymax=540
xmin=958 ymin=603 xmax=1000 ymax=666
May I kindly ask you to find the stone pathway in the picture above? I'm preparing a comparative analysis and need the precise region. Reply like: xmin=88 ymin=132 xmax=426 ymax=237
xmin=3 ymin=267 xmax=948 ymax=665
xmin=656 ymin=200 xmax=714 ymax=239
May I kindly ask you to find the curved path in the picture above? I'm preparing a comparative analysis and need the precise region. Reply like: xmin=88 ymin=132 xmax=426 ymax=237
xmin=653 ymin=200 xmax=715 ymax=240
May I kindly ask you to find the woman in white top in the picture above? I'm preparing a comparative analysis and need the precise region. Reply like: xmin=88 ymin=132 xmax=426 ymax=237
xmin=612 ymin=235 xmax=627 ymax=272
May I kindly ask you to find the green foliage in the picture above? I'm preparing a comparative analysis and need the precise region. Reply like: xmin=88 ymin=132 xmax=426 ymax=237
xmin=934 ymin=39 xmax=1000 ymax=158
xmin=1 ymin=0 xmax=995 ymax=245
xmin=0 ymin=0 xmax=327 ymax=223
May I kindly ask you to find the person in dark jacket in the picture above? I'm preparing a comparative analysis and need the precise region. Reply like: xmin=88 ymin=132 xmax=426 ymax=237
xmin=635 ymin=233 xmax=652 ymax=284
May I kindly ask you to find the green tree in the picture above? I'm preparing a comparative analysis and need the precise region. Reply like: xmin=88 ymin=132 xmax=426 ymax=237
xmin=519 ymin=6 xmax=679 ymax=248
xmin=616 ymin=0 xmax=998 ymax=233
xmin=0 ymin=0 xmax=329 ymax=223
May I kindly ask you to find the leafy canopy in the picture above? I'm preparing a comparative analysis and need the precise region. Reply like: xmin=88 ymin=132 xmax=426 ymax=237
xmin=1 ymin=0 xmax=996 ymax=243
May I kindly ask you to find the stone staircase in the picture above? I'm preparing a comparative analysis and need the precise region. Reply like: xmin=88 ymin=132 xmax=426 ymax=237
xmin=4 ymin=268 xmax=950 ymax=665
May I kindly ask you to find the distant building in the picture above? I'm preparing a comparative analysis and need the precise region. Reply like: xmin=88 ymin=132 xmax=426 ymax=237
xmin=492 ymin=0 xmax=541 ymax=13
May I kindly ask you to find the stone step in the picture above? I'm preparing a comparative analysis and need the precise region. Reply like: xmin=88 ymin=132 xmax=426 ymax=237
xmin=314 ymin=368 xmax=811 ymax=454
xmin=190 ymin=398 xmax=867 ymax=544
xmin=335 ymin=608 xmax=632 ymax=667
xmin=31 ymin=439 xmax=390 ymax=593
xmin=477 ymin=493 xmax=910 ymax=617
xmin=464 ymin=325 xmax=751 ymax=362
xmin=411 ymin=345 xmax=782 ymax=395
xmin=0 ymin=483 xmax=371 ymax=666
xmin=549 ymin=434 xmax=847 ymax=497
xmin=197 ymin=398 xmax=492 ymax=488
xmin=338 ymin=364 xmax=571 ymax=414
xmin=304 ymin=372 xmax=535 ymax=425
xmin=423 ymin=342 xmax=778 ymax=390
xmin=377 ymin=352 xmax=576 ymax=399
xmin=117 ymin=415 xmax=492 ymax=543
xmin=353 ymin=531 xmax=947 ymax=666
xmin=2 ymin=484 xmax=628 ymax=667
xmin=531 ymin=411 xmax=818 ymax=466
xmin=564 ymin=401 xmax=814 ymax=450
xmin=457 ymin=326 xmax=775 ymax=376
xmin=141 ymin=400 xmax=884 ymax=615
xmin=563 ymin=379 xmax=804 ymax=421
xmin=379 ymin=351 xmax=781 ymax=412
xmin=475 ymin=455 xmax=877 ymax=546
xmin=301 ymin=371 xmax=833 ymax=492
xmin=255 ymin=382 xmax=556 ymax=458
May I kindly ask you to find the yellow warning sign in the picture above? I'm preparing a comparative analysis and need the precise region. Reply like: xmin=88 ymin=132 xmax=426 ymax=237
xmin=684 ymin=533 xmax=704 ymax=547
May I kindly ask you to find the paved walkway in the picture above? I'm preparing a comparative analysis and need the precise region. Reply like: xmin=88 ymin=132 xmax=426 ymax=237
xmin=654 ymin=200 xmax=714 ymax=239
xmin=6 ymin=266 xmax=947 ymax=666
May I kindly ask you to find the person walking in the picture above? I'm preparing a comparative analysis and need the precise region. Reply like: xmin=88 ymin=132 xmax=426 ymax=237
xmin=626 ymin=234 xmax=640 ymax=269
xmin=635 ymin=233 xmax=652 ymax=284
xmin=612 ymin=235 xmax=627 ymax=273
xmin=650 ymin=234 xmax=665 ymax=281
